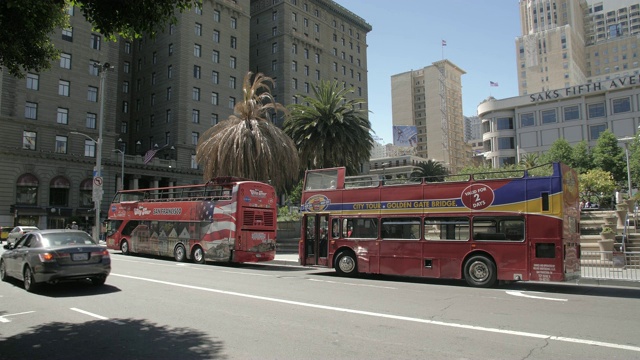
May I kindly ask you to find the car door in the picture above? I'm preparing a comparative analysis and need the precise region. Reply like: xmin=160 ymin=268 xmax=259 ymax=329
xmin=5 ymin=235 xmax=27 ymax=277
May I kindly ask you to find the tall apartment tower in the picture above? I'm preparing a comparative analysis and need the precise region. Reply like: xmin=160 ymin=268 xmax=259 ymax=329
xmin=249 ymin=0 xmax=372 ymax=127
xmin=390 ymin=60 xmax=470 ymax=172
xmin=517 ymin=0 xmax=640 ymax=95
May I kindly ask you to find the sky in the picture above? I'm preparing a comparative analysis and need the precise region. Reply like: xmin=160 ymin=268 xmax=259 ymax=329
xmin=335 ymin=0 xmax=522 ymax=144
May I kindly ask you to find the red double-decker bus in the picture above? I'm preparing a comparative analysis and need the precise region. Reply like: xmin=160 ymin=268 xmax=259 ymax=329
xmin=106 ymin=177 xmax=277 ymax=264
xmin=299 ymin=163 xmax=580 ymax=287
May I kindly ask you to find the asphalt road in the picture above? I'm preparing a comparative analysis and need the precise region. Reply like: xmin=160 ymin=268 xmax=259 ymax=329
xmin=1 ymin=249 xmax=640 ymax=359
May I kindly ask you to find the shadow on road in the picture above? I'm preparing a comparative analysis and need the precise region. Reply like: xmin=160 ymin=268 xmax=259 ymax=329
xmin=0 ymin=318 xmax=226 ymax=359
xmin=1 ymin=277 xmax=121 ymax=298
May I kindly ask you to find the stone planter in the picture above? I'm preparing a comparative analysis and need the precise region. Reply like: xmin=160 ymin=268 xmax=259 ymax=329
xmin=597 ymin=239 xmax=614 ymax=261
xmin=625 ymin=199 xmax=636 ymax=209
xmin=616 ymin=209 xmax=628 ymax=228
xmin=604 ymin=216 xmax=617 ymax=226
xmin=616 ymin=203 xmax=629 ymax=212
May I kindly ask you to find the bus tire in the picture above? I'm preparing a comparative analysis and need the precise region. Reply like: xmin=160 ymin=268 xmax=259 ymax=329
xmin=192 ymin=246 xmax=205 ymax=264
xmin=174 ymin=244 xmax=186 ymax=262
xmin=464 ymin=255 xmax=497 ymax=288
xmin=334 ymin=251 xmax=358 ymax=276
xmin=120 ymin=240 xmax=130 ymax=255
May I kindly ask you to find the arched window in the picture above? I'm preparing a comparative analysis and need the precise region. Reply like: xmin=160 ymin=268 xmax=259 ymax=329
xmin=80 ymin=178 xmax=94 ymax=207
xmin=49 ymin=176 xmax=70 ymax=207
xmin=16 ymin=173 xmax=39 ymax=205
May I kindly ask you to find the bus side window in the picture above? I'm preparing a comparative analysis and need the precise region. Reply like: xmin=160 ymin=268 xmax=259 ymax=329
xmin=121 ymin=221 xmax=139 ymax=236
xmin=331 ymin=218 xmax=340 ymax=238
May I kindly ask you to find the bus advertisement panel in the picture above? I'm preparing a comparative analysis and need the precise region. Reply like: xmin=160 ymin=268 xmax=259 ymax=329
xmin=299 ymin=163 xmax=580 ymax=287
xmin=107 ymin=178 xmax=277 ymax=264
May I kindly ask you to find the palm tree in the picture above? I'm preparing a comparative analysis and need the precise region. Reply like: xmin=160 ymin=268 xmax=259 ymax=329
xmin=284 ymin=80 xmax=373 ymax=175
xmin=195 ymin=72 xmax=300 ymax=191
xmin=519 ymin=153 xmax=540 ymax=169
xmin=410 ymin=160 xmax=449 ymax=182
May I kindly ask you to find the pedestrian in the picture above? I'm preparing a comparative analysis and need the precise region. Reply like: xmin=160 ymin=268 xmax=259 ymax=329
xmin=580 ymin=199 xmax=585 ymax=210
xmin=71 ymin=221 xmax=78 ymax=230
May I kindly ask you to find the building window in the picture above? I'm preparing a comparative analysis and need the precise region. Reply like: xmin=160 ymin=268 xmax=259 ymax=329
xmin=192 ymin=87 xmax=200 ymax=101
xmin=231 ymin=17 xmax=237 ymax=29
xmin=588 ymin=102 xmax=606 ymax=118
xmin=292 ymin=44 xmax=297 ymax=54
xmin=211 ymin=92 xmax=218 ymax=105
xmin=124 ymin=41 xmax=131 ymax=54
xmin=212 ymin=50 xmax=219 ymax=63
xmin=58 ymin=80 xmax=70 ymax=96
xmin=23 ymin=131 xmax=37 ymax=150
xmin=194 ymin=44 xmax=201 ymax=57
xmin=86 ymin=113 xmax=97 ymax=129
xmin=123 ymin=61 xmax=130 ymax=73
xmin=25 ymin=102 xmax=37 ymax=119
xmin=166 ymin=109 xmax=172 ymax=123
xmin=292 ymin=60 xmax=297 ymax=71
xmin=211 ymin=113 xmax=218 ymax=125
xmin=26 ymin=73 xmax=39 ymax=90
xmin=57 ymin=108 xmax=69 ymax=124
xmin=498 ymin=157 xmax=516 ymax=167
xmin=195 ymin=23 xmax=202 ymax=36
xmin=168 ymin=43 xmax=173 ymax=56
xmin=272 ymin=42 xmax=278 ymax=54
xmin=520 ymin=112 xmax=535 ymax=127
xmin=168 ymin=65 xmax=173 ymax=78
xmin=590 ymin=124 xmax=607 ymax=140
xmin=292 ymin=78 xmax=297 ymax=89
xmin=87 ymin=86 xmax=98 ymax=102
xmin=496 ymin=117 xmax=513 ymax=130
xmin=497 ymin=137 xmax=515 ymax=150
xmin=230 ymin=36 xmax=237 ymax=49
xmin=151 ymin=72 xmax=157 ymax=85
xmin=191 ymin=154 xmax=198 ymax=169
xmin=213 ymin=10 xmax=220 ymax=22
xmin=192 ymin=109 xmax=200 ymax=123
xmin=84 ymin=139 xmax=96 ymax=157
xmin=612 ymin=97 xmax=631 ymax=113
xmin=563 ymin=105 xmax=580 ymax=121
xmin=89 ymin=61 xmax=99 ymax=76
xmin=212 ymin=71 xmax=219 ymax=84
xmin=193 ymin=65 xmax=201 ymax=79
xmin=191 ymin=132 xmax=199 ymax=145
xmin=121 ymin=121 xmax=128 ymax=134
xmin=123 ymin=101 xmax=129 ymax=113
xmin=315 ymin=53 xmax=320 ymax=63
xmin=271 ymin=60 xmax=277 ymax=71
xmin=60 ymin=53 xmax=71 ymax=69
xmin=541 ymin=109 xmax=557 ymax=124
xmin=229 ymin=76 xmax=236 ymax=89
xmin=213 ymin=30 xmax=220 ymax=43
xmin=229 ymin=97 xmax=236 ymax=109
xmin=55 ymin=136 xmax=68 ymax=154
xmin=90 ymin=34 xmax=101 ymax=50
xmin=194 ymin=3 xmax=202 ymax=15
xmin=166 ymin=87 xmax=172 ymax=100
xmin=230 ymin=56 xmax=236 ymax=69
xmin=62 ymin=27 xmax=73 ymax=41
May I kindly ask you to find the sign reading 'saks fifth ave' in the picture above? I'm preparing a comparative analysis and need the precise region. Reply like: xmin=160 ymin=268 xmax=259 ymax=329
xmin=529 ymin=75 xmax=640 ymax=102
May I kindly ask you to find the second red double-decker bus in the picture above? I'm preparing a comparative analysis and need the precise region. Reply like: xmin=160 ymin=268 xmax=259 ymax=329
xmin=106 ymin=177 xmax=277 ymax=264
xmin=299 ymin=163 xmax=580 ymax=287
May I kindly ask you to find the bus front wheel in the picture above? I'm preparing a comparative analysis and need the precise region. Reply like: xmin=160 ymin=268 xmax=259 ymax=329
xmin=192 ymin=246 xmax=205 ymax=264
xmin=120 ymin=240 xmax=130 ymax=255
xmin=464 ymin=255 xmax=497 ymax=288
xmin=174 ymin=244 xmax=186 ymax=262
xmin=334 ymin=251 xmax=358 ymax=276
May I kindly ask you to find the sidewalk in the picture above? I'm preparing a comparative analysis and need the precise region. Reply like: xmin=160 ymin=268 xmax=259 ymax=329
xmin=269 ymin=253 xmax=300 ymax=266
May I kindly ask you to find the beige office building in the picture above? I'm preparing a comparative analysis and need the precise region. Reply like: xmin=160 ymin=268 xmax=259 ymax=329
xmin=391 ymin=60 xmax=470 ymax=173
xmin=517 ymin=0 xmax=640 ymax=96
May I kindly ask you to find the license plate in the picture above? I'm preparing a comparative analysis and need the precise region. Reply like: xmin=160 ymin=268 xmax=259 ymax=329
xmin=72 ymin=253 xmax=89 ymax=261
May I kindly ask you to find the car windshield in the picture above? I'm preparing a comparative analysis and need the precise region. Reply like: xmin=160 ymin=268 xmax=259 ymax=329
xmin=41 ymin=233 xmax=97 ymax=247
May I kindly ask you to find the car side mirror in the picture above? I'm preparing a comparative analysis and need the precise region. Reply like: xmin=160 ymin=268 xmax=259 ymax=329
xmin=3 ymin=244 xmax=12 ymax=250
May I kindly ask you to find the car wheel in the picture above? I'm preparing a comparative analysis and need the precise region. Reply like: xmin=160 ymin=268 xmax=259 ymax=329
xmin=0 ymin=260 xmax=7 ymax=282
xmin=23 ymin=266 xmax=39 ymax=292
xmin=91 ymin=276 xmax=106 ymax=286
xmin=120 ymin=240 xmax=130 ymax=255
xmin=464 ymin=255 xmax=497 ymax=288
xmin=174 ymin=244 xmax=186 ymax=262
xmin=192 ymin=246 xmax=205 ymax=264
xmin=334 ymin=251 xmax=358 ymax=276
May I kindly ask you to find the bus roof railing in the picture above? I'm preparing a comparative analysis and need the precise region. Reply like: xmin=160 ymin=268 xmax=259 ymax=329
xmin=114 ymin=182 xmax=240 ymax=203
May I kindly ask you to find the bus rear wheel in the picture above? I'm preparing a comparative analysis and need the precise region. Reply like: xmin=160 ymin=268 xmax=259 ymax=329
xmin=334 ymin=251 xmax=358 ymax=276
xmin=120 ymin=240 xmax=130 ymax=255
xmin=192 ymin=246 xmax=205 ymax=264
xmin=464 ymin=255 xmax=497 ymax=288
xmin=174 ymin=244 xmax=186 ymax=262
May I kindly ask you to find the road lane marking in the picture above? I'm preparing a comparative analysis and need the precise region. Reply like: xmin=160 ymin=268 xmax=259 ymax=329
xmin=222 ymin=271 xmax=272 ymax=277
xmin=0 ymin=311 xmax=35 ymax=323
xmin=506 ymin=290 xmax=568 ymax=302
xmin=111 ymin=273 xmax=640 ymax=353
xmin=308 ymin=278 xmax=397 ymax=289
xmin=70 ymin=308 xmax=125 ymax=325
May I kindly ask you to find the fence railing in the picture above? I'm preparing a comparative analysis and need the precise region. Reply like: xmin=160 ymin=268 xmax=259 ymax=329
xmin=580 ymin=251 xmax=640 ymax=281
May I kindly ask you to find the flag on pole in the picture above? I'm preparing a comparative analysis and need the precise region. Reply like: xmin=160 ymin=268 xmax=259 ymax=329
xmin=441 ymin=40 xmax=447 ymax=46
xmin=490 ymin=81 xmax=499 ymax=87
xmin=143 ymin=147 xmax=161 ymax=164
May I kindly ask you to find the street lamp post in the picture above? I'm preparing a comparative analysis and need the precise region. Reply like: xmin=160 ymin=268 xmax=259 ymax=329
xmin=619 ymin=136 xmax=634 ymax=199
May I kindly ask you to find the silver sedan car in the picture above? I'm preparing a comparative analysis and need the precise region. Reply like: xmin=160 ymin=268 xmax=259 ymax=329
xmin=0 ymin=229 xmax=111 ymax=292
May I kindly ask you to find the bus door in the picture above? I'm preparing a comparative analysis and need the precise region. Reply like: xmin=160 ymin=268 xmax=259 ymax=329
xmin=303 ymin=214 xmax=329 ymax=266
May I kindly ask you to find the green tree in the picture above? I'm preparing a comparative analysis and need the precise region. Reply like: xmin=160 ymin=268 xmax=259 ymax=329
xmin=410 ymin=160 xmax=449 ymax=182
xmin=518 ymin=152 xmax=540 ymax=169
xmin=1 ymin=0 xmax=196 ymax=78
xmin=571 ymin=140 xmax=593 ymax=174
xmin=284 ymin=80 xmax=373 ymax=175
xmin=195 ymin=72 xmax=300 ymax=192
xmin=542 ymin=138 xmax=573 ymax=164
xmin=592 ymin=129 xmax=625 ymax=183
xmin=579 ymin=169 xmax=615 ymax=205
xmin=628 ymin=133 xmax=640 ymax=194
